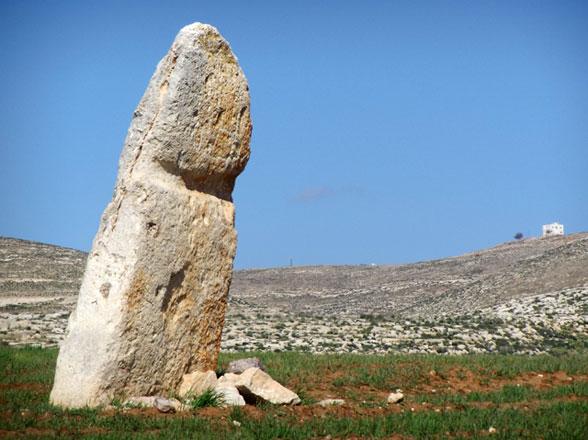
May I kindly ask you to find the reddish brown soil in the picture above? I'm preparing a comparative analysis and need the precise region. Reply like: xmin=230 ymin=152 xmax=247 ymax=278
xmin=0 ymin=427 xmax=108 ymax=438
xmin=90 ymin=370 xmax=586 ymax=421
xmin=0 ymin=383 xmax=46 ymax=392
xmin=418 ymin=368 xmax=584 ymax=394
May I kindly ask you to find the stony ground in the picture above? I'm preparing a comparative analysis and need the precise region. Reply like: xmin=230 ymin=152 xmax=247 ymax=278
xmin=2 ymin=285 xmax=586 ymax=355
xmin=223 ymin=286 xmax=588 ymax=355
xmin=1 ymin=235 xmax=587 ymax=354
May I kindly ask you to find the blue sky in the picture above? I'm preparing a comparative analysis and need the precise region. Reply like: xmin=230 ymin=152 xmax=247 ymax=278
xmin=1 ymin=1 xmax=586 ymax=269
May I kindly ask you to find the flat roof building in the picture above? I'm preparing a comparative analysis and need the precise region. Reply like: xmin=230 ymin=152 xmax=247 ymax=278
xmin=542 ymin=222 xmax=564 ymax=237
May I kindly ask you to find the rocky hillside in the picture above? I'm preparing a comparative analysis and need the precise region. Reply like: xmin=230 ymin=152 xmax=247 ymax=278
xmin=1 ymin=233 xmax=587 ymax=354
xmin=1 ymin=233 xmax=587 ymax=317
xmin=232 ymin=233 xmax=588 ymax=317
xmin=0 ymin=237 xmax=84 ymax=313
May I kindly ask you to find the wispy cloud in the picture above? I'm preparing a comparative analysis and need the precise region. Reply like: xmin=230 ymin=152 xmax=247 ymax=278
xmin=292 ymin=186 xmax=334 ymax=203
xmin=292 ymin=185 xmax=365 ymax=203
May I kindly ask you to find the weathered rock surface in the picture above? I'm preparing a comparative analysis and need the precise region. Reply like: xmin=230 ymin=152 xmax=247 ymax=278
xmin=178 ymin=370 xmax=217 ymax=398
xmin=226 ymin=357 xmax=265 ymax=374
xmin=230 ymin=367 xmax=301 ymax=405
xmin=50 ymin=22 xmax=251 ymax=408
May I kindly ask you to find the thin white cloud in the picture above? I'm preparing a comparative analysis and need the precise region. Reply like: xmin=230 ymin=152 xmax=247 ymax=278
xmin=292 ymin=185 xmax=365 ymax=203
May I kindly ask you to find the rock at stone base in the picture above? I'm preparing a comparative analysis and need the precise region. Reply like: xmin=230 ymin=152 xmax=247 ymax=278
xmin=178 ymin=370 xmax=217 ymax=398
xmin=123 ymin=396 xmax=184 ymax=412
xmin=123 ymin=396 xmax=157 ymax=408
xmin=387 ymin=392 xmax=404 ymax=404
xmin=229 ymin=367 xmax=300 ymax=405
xmin=226 ymin=357 xmax=266 ymax=374
xmin=154 ymin=397 xmax=182 ymax=413
xmin=215 ymin=384 xmax=246 ymax=406
xmin=217 ymin=372 xmax=240 ymax=385
xmin=317 ymin=399 xmax=345 ymax=407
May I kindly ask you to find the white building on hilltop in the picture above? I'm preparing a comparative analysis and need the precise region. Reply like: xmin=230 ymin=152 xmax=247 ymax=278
xmin=542 ymin=222 xmax=564 ymax=237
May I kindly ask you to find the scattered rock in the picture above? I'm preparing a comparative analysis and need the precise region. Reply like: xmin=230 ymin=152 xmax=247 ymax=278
xmin=231 ymin=367 xmax=300 ymax=405
xmin=387 ymin=392 xmax=404 ymax=404
xmin=178 ymin=370 xmax=217 ymax=398
xmin=317 ymin=399 xmax=345 ymax=407
xmin=49 ymin=21 xmax=252 ymax=408
xmin=154 ymin=397 xmax=181 ymax=413
xmin=226 ymin=357 xmax=265 ymax=374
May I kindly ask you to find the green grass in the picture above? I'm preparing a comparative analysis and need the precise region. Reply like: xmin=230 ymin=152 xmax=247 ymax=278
xmin=219 ymin=350 xmax=588 ymax=391
xmin=1 ymin=346 xmax=588 ymax=438
xmin=228 ymin=403 xmax=588 ymax=440
xmin=414 ymin=382 xmax=588 ymax=405
xmin=186 ymin=388 xmax=225 ymax=409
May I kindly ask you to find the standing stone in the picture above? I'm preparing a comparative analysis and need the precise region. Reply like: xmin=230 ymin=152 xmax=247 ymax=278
xmin=50 ymin=23 xmax=251 ymax=408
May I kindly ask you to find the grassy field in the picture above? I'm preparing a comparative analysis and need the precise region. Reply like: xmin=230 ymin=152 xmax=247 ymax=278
xmin=1 ymin=346 xmax=588 ymax=439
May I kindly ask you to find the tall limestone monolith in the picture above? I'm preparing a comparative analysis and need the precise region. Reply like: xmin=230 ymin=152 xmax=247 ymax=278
xmin=50 ymin=23 xmax=251 ymax=408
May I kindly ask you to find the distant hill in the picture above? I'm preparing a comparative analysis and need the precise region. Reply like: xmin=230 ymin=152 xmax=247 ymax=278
xmin=1 ymin=233 xmax=587 ymax=318
xmin=231 ymin=233 xmax=588 ymax=317
xmin=0 ymin=237 xmax=84 ymax=307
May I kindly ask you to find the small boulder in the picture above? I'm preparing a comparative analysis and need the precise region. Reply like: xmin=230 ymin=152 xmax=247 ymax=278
xmin=215 ymin=384 xmax=246 ymax=407
xmin=232 ymin=367 xmax=300 ymax=405
xmin=178 ymin=370 xmax=217 ymax=398
xmin=122 ymin=396 xmax=185 ymax=412
xmin=317 ymin=399 xmax=345 ymax=407
xmin=123 ymin=396 xmax=157 ymax=408
xmin=154 ymin=397 xmax=181 ymax=413
xmin=226 ymin=358 xmax=266 ymax=374
xmin=387 ymin=392 xmax=404 ymax=404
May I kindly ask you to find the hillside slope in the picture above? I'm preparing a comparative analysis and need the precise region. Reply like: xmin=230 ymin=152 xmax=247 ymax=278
xmin=1 ymin=233 xmax=587 ymax=318
xmin=0 ymin=237 xmax=85 ymax=313
xmin=231 ymin=233 xmax=588 ymax=317
xmin=1 ymin=234 xmax=586 ymax=353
